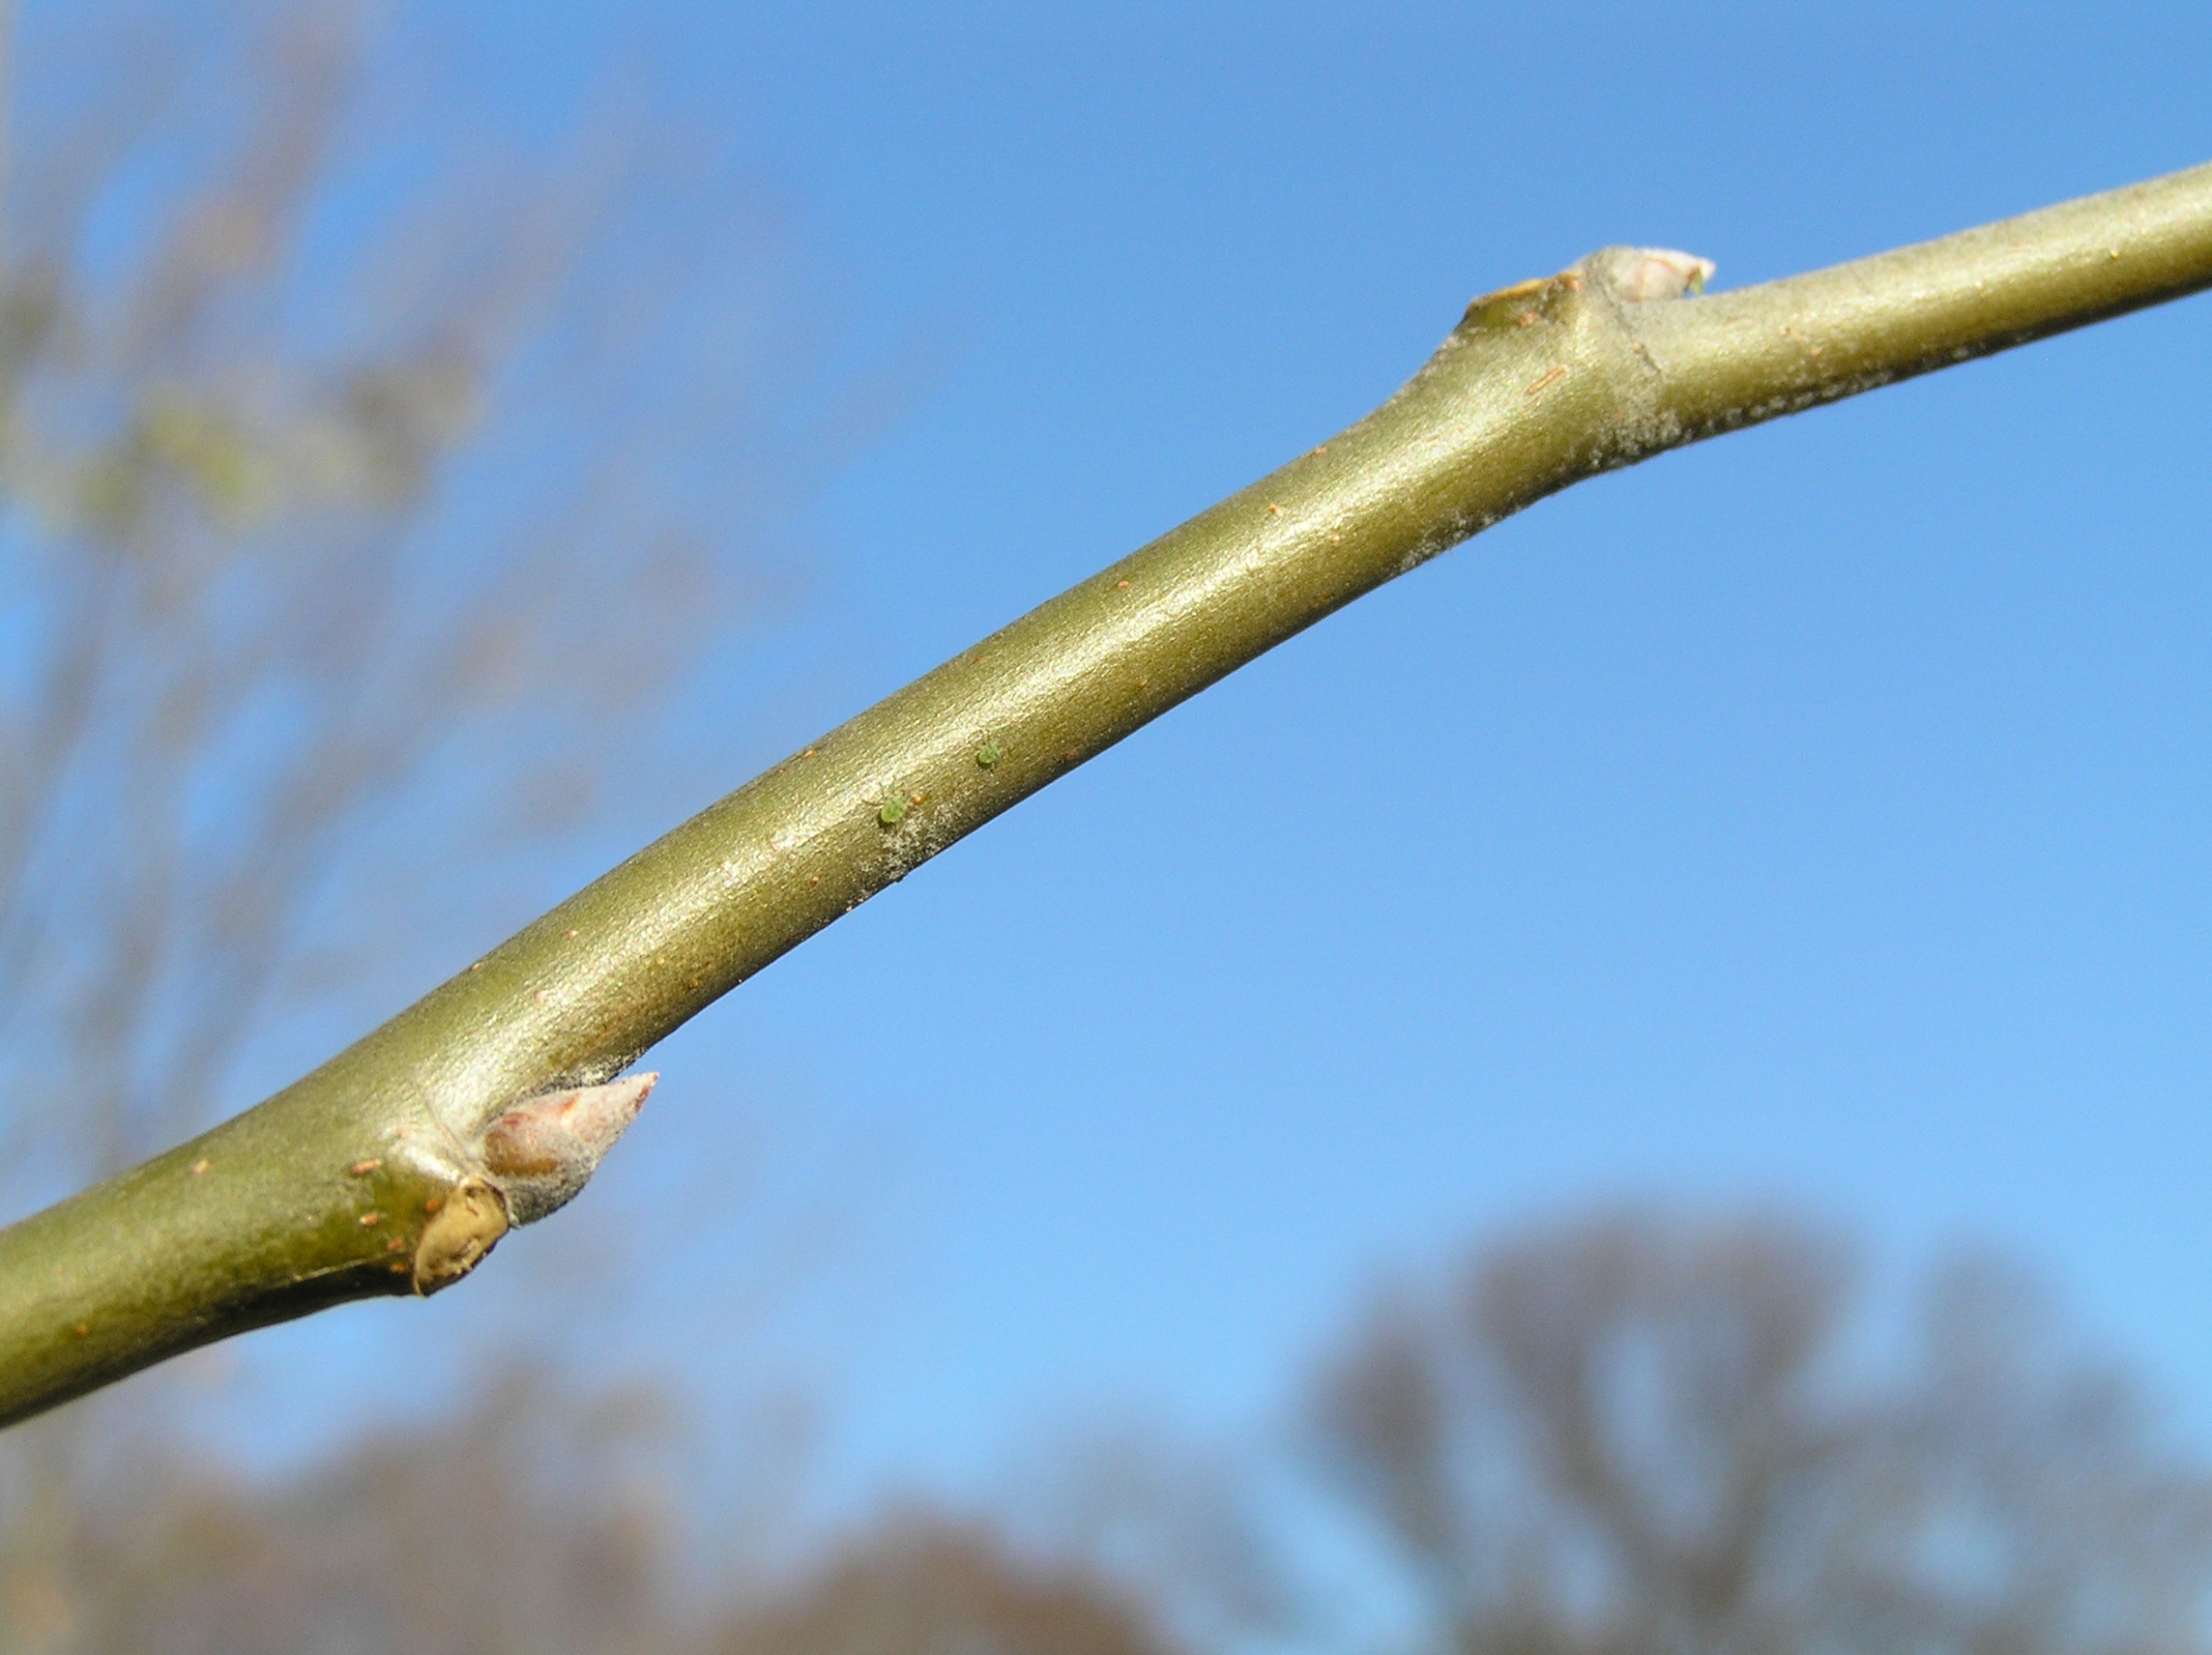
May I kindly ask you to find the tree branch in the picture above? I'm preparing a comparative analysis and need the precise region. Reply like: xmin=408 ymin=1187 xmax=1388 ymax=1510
xmin=3 ymin=160 xmax=2208 ymax=1428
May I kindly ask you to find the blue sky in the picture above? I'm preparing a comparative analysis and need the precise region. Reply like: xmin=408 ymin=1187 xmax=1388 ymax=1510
xmin=208 ymin=1 xmax=2212 ymax=1515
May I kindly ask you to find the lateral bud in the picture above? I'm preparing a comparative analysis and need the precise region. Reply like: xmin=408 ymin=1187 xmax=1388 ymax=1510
xmin=1586 ymin=246 xmax=1716 ymax=303
xmin=475 ymin=1072 xmax=657 ymax=1224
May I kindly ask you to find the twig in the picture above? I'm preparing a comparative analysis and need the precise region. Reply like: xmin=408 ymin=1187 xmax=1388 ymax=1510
xmin=3 ymin=160 xmax=2208 ymax=1427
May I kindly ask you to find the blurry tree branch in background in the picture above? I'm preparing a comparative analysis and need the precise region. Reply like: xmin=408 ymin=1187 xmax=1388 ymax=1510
xmin=1312 ymin=1210 xmax=2212 ymax=1655
xmin=17 ymin=1205 xmax=2212 ymax=1655
xmin=0 ymin=0 xmax=840 ymax=1634
xmin=1015 ymin=1422 xmax=1290 ymax=1653
xmin=712 ymin=1514 xmax=1186 ymax=1655
xmin=0 ymin=0 xmax=805 ymax=1204
xmin=3 ymin=1364 xmax=1187 ymax=1655
xmin=11 ymin=1373 xmax=687 ymax=1653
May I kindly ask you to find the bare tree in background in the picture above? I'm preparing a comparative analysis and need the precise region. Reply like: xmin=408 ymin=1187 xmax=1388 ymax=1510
xmin=710 ymin=1512 xmax=1186 ymax=1655
xmin=25 ymin=1203 xmax=2212 ymax=1655
xmin=0 ymin=1369 xmax=1177 ymax=1655
xmin=1312 ymin=1210 xmax=2212 ymax=1655
xmin=21 ymin=1372 xmax=684 ymax=1655
xmin=0 ymin=0 xmax=830 ymax=1640
xmin=0 ymin=0 xmax=809 ymax=1199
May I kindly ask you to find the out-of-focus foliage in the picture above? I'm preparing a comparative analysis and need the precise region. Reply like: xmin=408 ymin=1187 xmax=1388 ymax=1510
xmin=1312 ymin=1210 xmax=2212 ymax=1655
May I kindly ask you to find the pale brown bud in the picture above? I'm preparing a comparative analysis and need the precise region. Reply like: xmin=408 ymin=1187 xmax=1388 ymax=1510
xmin=476 ymin=1072 xmax=656 ymax=1224
xmin=1588 ymin=247 xmax=1716 ymax=303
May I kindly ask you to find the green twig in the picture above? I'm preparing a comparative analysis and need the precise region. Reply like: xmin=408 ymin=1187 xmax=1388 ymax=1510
xmin=4 ymin=160 xmax=2209 ymax=1427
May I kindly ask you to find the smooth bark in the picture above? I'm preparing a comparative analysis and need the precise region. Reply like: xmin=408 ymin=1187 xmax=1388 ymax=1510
xmin=3 ymin=160 xmax=2209 ymax=1427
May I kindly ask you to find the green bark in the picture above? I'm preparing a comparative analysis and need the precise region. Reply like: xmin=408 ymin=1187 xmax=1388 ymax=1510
xmin=4 ymin=160 xmax=2209 ymax=1428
